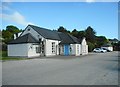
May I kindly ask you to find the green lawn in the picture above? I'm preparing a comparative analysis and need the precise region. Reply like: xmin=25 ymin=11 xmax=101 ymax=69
xmin=0 ymin=51 xmax=29 ymax=60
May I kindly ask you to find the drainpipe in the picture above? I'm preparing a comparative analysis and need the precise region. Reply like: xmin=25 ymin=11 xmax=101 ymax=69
xmin=39 ymin=38 xmax=42 ymax=56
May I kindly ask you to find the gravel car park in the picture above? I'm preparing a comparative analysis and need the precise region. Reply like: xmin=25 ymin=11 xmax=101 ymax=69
xmin=2 ymin=51 xmax=118 ymax=85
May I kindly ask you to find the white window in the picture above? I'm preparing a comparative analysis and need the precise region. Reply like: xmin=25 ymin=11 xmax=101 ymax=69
xmin=36 ymin=47 xmax=40 ymax=53
xmin=52 ymin=42 xmax=55 ymax=53
xmin=82 ymin=45 xmax=86 ymax=53
xmin=41 ymin=41 xmax=44 ymax=53
xmin=77 ymin=45 xmax=79 ymax=54
xmin=28 ymin=28 xmax=30 ymax=31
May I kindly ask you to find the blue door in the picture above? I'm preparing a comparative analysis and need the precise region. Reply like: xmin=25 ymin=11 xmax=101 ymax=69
xmin=64 ymin=45 xmax=69 ymax=56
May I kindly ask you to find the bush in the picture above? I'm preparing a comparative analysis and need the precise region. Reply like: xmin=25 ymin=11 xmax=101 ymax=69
xmin=87 ymin=42 xmax=95 ymax=52
xmin=2 ymin=44 xmax=7 ymax=51
xmin=2 ymin=51 xmax=7 ymax=57
xmin=0 ymin=43 xmax=1 ymax=51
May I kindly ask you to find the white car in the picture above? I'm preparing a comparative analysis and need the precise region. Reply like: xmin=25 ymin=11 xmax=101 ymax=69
xmin=93 ymin=48 xmax=107 ymax=53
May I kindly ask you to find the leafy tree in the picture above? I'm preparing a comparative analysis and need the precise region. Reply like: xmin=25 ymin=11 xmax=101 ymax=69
xmin=87 ymin=42 xmax=95 ymax=52
xmin=78 ymin=31 xmax=85 ymax=39
xmin=2 ymin=30 xmax=13 ymax=43
xmin=6 ymin=25 xmax=21 ymax=33
xmin=2 ymin=25 xmax=22 ymax=44
xmin=0 ymin=30 xmax=2 ymax=39
xmin=0 ymin=30 xmax=1 ymax=34
xmin=71 ymin=29 xmax=78 ymax=38
xmin=58 ymin=26 xmax=68 ymax=33
xmin=71 ymin=29 xmax=86 ymax=39
xmin=85 ymin=26 xmax=96 ymax=43
xmin=113 ymin=41 xmax=120 ymax=51
xmin=95 ymin=36 xmax=108 ymax=47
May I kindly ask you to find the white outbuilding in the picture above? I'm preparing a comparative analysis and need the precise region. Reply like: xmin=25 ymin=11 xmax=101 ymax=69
xmin=101 ymin=43 xmax=113 ymax=52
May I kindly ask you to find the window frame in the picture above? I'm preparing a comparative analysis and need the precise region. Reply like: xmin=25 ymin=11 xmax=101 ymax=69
xmin=36 ymin=47 xmax=40 ymax=53
xmin=52 ymin=42 xmax=55 ymax=53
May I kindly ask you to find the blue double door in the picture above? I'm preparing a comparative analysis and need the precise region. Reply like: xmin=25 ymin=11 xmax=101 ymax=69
xmin=64 ymin=45 xmax=70 ymax=56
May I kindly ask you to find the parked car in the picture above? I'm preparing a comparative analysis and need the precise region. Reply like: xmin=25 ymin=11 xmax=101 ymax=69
xmin=101 ymin=48 xmax=111 ymax=52
xmin=93 ymin=48 xmax=107 ymax=53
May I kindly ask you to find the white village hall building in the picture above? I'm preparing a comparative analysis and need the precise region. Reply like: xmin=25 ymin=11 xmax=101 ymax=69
xmin=8 ymin=25 xmax=88 ymax=58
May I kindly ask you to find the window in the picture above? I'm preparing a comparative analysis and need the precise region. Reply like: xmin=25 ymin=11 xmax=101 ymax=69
xmin=77 ymin=45 xmax=79 ymax=54
xmin=36 ymin=47 xmax=40 ymax=53
xmin=41 ymin=41 xmax=44 ymax=53
xmin=70 ymin=47 xmax=72 ymax=52
xmin=52 ymin=42 xmax=55 ymax=53
xmin=82 ymin=45 xmax=86 ymax=53
xmin=28 ymin=29 xmax=30 ymax=31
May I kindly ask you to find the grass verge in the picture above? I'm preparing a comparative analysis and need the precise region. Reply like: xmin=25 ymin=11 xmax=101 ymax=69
xmin=0 ymin=51 xmax=28 ymax=61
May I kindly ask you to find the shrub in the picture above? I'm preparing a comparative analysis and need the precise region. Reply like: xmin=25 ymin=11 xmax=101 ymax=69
xmin=2 ymin=43 xmax=7 ymax=51
xmin=87 ymin=42 xmax=95 ymax=52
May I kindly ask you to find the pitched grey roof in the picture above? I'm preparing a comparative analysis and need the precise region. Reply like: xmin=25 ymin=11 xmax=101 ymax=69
xmin=58 ymin=32 xmax=79 ymax=44
xmin=29 ymin=25 xmax=61 ymax=40
xmin=29 ymin=25 xmax=80 ymax=44
xmin=8 ymin=33 xmax=39 ymax=44
xmin=68 ymin=34 xmax=80 ymax=44
xmin=8 ymin=25 xmax=81 ymax=44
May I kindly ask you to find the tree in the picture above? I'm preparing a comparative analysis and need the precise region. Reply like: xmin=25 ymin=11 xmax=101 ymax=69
xmin=6 ymin=25 xmax=21 ymax=34
xmin=78 ymin=31 xmax=85 ymax=39
xmin=87 ymin=42 xmax=95 ymax=52
xmin=0 ymin=30 xmax=2 ymax=39
xmin=58 ymin=26 xmax=68 ymax=33
xmin=95 ymin=36 xmax=108 ymax=47
xmin=85 ymin=26 xmax=96 ymax=43
xmin=2 ymin=25 xmax=22 ymax=44
xmin=113 ymin=41 xmax=120 ymax=51
xmin=2 ymin=30 xmax=13 ymax=43
xmin=71 ymin=29 xmax=78 ymax=38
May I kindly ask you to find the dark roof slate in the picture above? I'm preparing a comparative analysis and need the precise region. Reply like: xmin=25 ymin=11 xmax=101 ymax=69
xmin=8 ymin=33 xmax=39 ymax=44
xmin=68 ymin=34 xmax=80 ymax=44
xmin=29 ymin=25 xmax=61 ymax=40
xmin=29 ymin=25 xmax=80 ymax=44
xmin=8 ymin=25 xmax=82 ymax=44
xmin=58 ymin=32 xmax=79 ymax=44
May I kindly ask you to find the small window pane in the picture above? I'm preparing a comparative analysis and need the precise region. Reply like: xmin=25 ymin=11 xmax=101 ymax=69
xmin=52 ymin=42 xmax=55 ymax=53
xmin=36 ymin=47 xmax=40 ymax=53
xmin=28 ymin=29 xmax=30 ymax=31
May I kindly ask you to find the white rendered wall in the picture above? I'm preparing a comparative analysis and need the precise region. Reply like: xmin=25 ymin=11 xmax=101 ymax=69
xmin=81 ymin=45 xmax=88 ymax=55
xmin=81 ymin=38 xmax=87 ymax=45
xmin=70 ymin=44 xmax=76 ymax=55
xmin=81 ymin=38 xmax=88 ymax=55
xmin=101 ymin=47 xmax=113 ymax=51
xmin=8 ymin=44 xmax=28 ymax=57
xmin=70 ymin=44 xmax=80 ymax=56
xmin=45 ymin=39 xmax=60 ymax=56
xmin=75 ymin=44 xmax=81 ymax=56
xmin=27 ymin=43 xmax=40 ymax=57
xmin=59 ymin=45 xmax=64 ymax=55
xmin=8 ymin=43 xmax=41 ymax=58
xmin=21 ymin=26 xmax=44 ymax=41
xmin=108 ymin=47 xmax=113 ymax=51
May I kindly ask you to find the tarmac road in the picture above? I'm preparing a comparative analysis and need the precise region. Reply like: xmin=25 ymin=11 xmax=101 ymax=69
xmin=2 ymin=51 xmax=118 ymax=85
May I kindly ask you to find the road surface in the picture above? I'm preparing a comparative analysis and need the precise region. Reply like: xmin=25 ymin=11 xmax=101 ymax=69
xmin=2 ymin=51 xmax=118 ymax=85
